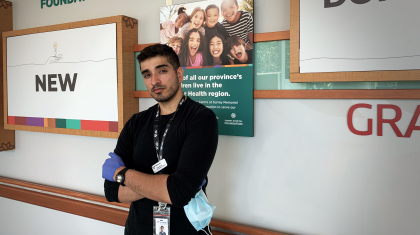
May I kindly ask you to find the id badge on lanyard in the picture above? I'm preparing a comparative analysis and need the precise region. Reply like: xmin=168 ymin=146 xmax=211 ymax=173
xmin=152 ymin=96 xmax=185 ymax=234
xmin=153 ymin=203 xmax=170 ymax=235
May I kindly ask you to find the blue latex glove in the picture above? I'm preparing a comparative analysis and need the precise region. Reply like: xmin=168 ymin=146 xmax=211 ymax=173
xmin=199 ymin=179 xmax=206 ymax=189
xmin=102 ymin=152 xmax=125 ymax=182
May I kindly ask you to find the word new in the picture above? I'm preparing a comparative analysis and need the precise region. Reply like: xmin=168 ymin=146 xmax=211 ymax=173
xmin=41 ymin=0 xmax=85 ymax=9
xmin=347 ymin=104 xmax=420 ymax=138
xmin=325 ymin=0 xmax=385 ymax=8
xmin=36 ymin=73 xmax=78 ymax=92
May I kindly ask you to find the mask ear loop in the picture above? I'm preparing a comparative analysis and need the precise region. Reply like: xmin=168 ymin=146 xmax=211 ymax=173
xmin=201 ymin=226 xmax=212 ymax=235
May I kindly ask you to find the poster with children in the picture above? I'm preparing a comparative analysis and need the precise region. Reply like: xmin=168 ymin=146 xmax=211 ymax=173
xmin=160 ymin=0 xmax=254 ymax=137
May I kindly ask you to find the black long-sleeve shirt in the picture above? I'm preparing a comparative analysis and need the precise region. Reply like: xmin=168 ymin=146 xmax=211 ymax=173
xmin=104 ymin=97 xmax=218 ymax=235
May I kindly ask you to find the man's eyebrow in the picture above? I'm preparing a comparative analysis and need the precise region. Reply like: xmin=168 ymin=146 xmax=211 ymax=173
xmin=156 ymin=64 xmax=169 ymax=69
xmin=141 ymin=69 xmax=150 ymax=75
xmin=141 ymin=64 xmax=169 ymax=75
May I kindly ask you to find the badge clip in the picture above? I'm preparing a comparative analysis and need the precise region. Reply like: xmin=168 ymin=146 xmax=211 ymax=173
xmin=152 ymin=159 xmax=167 ymax=173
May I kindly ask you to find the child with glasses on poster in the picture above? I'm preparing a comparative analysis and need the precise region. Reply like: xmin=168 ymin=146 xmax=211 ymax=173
xmin=180 ymin=7 xmax=206 ymax=40
xmin=178 ymin=28 xmax=208 ymax=67
xmin=204 ymin=4 xmax=230 ymax=47
xmin=167 ymin=36 xmax=182 ymax=55
xmin=221 ymin=0 xmax=254 ymax=47
xmin=160 ymin=7 xmax=189 ymax=44
xmin=226 ymin=36 xmax=252 ymax=64
xmin=207 ymin=33 xmax=231 ymax=66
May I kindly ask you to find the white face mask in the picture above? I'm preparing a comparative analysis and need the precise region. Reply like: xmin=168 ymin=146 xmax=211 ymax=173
xmin=184 ymin=189 xmax=216 ymax=232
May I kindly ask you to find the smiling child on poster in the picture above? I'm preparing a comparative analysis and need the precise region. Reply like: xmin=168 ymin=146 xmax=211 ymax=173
xmin=221 ymin=0 xmax=253 ymax=46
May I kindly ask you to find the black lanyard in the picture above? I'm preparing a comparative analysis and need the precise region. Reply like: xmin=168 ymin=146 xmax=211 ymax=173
xmin=153 ymin=96 xmax=186 ymax=162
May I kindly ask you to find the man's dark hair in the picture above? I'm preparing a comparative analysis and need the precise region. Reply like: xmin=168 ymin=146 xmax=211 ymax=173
xmin=137 ymin=44 xmax=180 ymax=71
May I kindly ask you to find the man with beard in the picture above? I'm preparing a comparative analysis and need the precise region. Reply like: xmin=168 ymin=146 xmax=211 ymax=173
xmin=102 ymin=44 xmax=218 ymax=235
xmin=159 ymin=226 xmax=167 ymax=235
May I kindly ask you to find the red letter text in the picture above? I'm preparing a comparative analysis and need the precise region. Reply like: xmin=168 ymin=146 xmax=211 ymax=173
xmin=377 ymin=104 xmax=403 ymax=137
xmin=347 ymin=104 xmax=372 ymax=136
xmin=404 ymin=105 xmax=420 ymax=138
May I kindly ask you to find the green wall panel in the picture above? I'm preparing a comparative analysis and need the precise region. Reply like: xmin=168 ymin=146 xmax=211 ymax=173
xmin=135 ymin=52 xmax=147 ymax=91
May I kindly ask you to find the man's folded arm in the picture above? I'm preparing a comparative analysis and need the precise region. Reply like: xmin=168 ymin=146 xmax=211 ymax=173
xmin=114 ymin=169 xmax=172 ymax=204
xmin=117 ymin=184 xmax=145 ymax=203
xmin=167 ymin=109 xmax=218 ymax=207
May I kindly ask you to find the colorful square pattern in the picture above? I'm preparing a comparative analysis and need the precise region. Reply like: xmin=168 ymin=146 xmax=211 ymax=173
xmin=183 ymin=64 xmax=252 ymax=69
xmin=7 ymin=116 xmax=118 ymax=132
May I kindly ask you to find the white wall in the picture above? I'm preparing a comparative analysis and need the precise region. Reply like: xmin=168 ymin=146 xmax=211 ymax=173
xmin=0 ymin=197 xmax=124 ymax=235
xmin=2 ymin=1 xmax=420 ymax=235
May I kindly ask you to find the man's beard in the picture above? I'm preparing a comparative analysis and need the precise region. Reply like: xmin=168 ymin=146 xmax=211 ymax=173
xmin=150 ymin=80 xmax=180 ymax=103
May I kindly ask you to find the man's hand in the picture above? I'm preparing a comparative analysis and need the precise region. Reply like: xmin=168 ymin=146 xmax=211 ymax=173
xmin=102 ymin=152 xmax=125 ymax=182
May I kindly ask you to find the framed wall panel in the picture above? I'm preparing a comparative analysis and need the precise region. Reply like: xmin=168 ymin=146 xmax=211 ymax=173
xmin=3 ymin=16 xmax=138 ymax=139
xmin=290 ymin=0 xmax=420 ymax=83
xmin=0 ymin=0 xmax=15 ymax=151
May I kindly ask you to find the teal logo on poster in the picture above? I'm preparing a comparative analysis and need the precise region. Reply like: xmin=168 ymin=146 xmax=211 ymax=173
xmin=41 ymin=0 xmax=85 ymax=9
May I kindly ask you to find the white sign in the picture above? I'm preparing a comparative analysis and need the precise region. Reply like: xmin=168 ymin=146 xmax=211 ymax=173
xmin=300 ymin=0 xmax=420 ymax=73
xmin=7 ymin=23 xmax=118 ymax=121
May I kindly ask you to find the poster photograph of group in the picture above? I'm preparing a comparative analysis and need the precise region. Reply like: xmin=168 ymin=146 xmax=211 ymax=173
xmin=160 ymin=0 xmax=254 ymax=137
xmin=160 ymin=0 xmax=253 ymax=66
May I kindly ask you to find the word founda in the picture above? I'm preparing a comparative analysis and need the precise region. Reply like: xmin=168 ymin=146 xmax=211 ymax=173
xmin=41 ymin=0 xmax=85 ymax=9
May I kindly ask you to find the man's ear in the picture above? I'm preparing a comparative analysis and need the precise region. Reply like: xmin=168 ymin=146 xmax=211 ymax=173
xmin=177 ymin=67 xmax=184 ymax=83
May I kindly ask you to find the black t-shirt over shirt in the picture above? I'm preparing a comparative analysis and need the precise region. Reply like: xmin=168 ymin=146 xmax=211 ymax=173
xmin=104 ymin=98 xmax=218 ymax=235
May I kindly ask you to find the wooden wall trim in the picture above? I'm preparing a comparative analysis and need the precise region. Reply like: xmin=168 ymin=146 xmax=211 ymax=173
xmin=254 ymin=90 xmax=420 ymax=99
xmin=211 ymin=219 xmax=288 ymax=235
xmin=0 ymin=0 xmax=15 ymax=151
xmin=290 ymin=0 xmax=299 ymax=74
xmin=134 ymin=91 xmax=152 ymax=98
xmin=0 ymin=177 xmax=130 ymax=209
xmin=254 ymin=31 xmax=290 ymax=42
xmin=290 ymin=70 xmax=420 ymax=83
xmin=132 ymin=31 xmax=291 ymax=52
xmin=135 ymin=90 xmax=420 ymax=99
xmin=0 ymin=177 xmax=289 ymax=235
xmin=0 ymin=183 xmax=128 ymax=226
